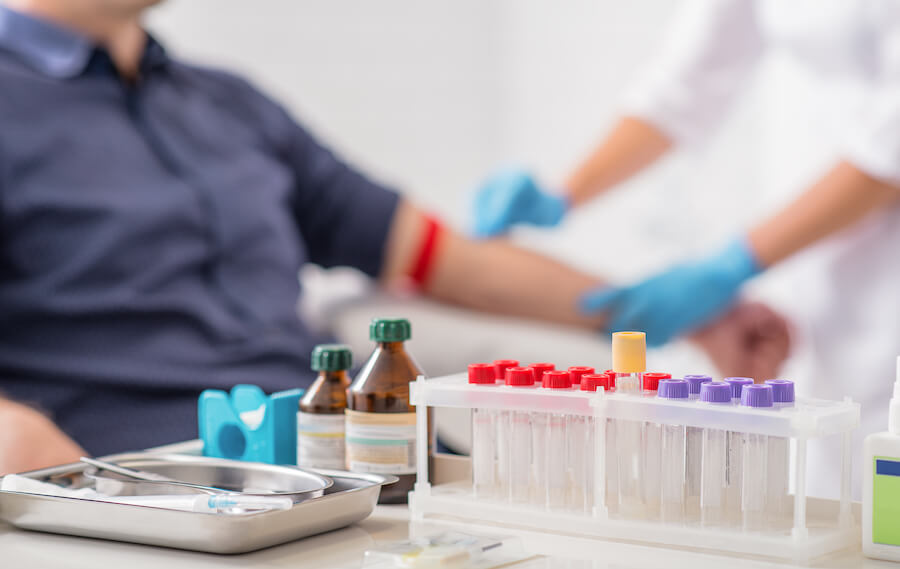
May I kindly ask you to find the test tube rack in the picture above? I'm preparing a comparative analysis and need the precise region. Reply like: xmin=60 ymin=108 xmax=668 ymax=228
xmin=408 ymin=373 xmax=860 ymax=562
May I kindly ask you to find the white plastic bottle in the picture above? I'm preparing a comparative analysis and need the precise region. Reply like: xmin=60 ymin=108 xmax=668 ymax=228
xmin=863 ymin=356 xmax=900 ymax=561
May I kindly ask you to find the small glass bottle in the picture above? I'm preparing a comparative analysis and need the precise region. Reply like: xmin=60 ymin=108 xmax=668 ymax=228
xmin=468 ymin=363 xmax=499 ymax=499
xmin=346 ymin=318 xmax=425 ymax=504
xmin=740 ymin=384 xmax=774 ymax=531
xmin=683 ymin=374 xmax=712 ymax=521
xmin=298 ymin=344 xmax=353 ymax=470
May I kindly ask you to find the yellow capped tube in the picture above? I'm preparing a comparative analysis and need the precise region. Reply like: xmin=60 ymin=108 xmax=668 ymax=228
xmin=612 ymin=331 xmax=646 ymax=374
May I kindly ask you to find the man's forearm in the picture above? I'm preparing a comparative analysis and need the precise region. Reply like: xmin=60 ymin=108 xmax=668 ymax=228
xmin=749 ymin=161 xmax=900 ymax=268
xmin=382 ymin=201 xmax=605 ymax=328
xmin=564 ymin=116 xmax=673 ymax=206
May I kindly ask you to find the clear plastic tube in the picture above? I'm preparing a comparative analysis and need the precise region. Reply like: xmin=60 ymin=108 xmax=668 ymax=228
xmin=766 ymin=434 xmax=789 ymax=526
xmin=642 ymin=422 xmax=662 ymax=520
xmin=725 ymin=430 xmax=743 ymax=524
xmin=684 ymin=425 xmax=703 ymax=521
xmin=701 ymin=428 xmax=727 ymax=526
xmin=605 ymin=417 xmax=618 ymax=515
xmin=472 ymin=408 xmax=497 ymax=499
xmin=741 ymin=432 xmax=768 ymax=531
xmin=567 ymin=414 xmax=590 ymax=512
xmin=661 ymin=423 xmax=686 ymax=522
xmin=531 ymin=412 xmax=549 ymax=506
xmin=547 ymin=413 xmax=567 ymax=510
xmin=765 ymin=379 xmax=794 ymax=527
xmin=496 ymin=410 xmax=510 ymax=501
xmin=509 ymin=410 xmax=532 ymax=503
xmin=615 ymin=372 xmax=644 ymax=518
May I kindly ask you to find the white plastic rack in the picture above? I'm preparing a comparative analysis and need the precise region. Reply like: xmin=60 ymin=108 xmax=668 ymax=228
xmin=408 ymin=372 xmax=860 ymax=562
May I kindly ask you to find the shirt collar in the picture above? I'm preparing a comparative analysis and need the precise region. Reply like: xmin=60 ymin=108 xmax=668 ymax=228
xmin=0 ymin=5 xmax=167 ymax=79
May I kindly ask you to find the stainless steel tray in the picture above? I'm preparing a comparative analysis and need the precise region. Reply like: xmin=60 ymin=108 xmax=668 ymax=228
xmin=0 ymin=454 xmax=396 ymax=554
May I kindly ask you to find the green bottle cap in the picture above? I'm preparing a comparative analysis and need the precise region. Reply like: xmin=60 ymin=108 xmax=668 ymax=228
xmin=370 ymin=318 xmax=411 ymax=342
xmin=311 ymin=344 xmax=353 ymax=372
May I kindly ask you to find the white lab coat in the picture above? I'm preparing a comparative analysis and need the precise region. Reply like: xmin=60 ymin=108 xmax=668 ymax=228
xmin=623 ymin=0 xmax=900 ymax=498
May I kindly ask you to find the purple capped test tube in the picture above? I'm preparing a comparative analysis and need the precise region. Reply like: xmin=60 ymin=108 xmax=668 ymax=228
xmin=765 ymin=379 xmax=795 ymax=526
xmin=740 ymin=384 xmax=774 ymax=532
xmin=700 ymin=382 xmax=732 ymax=526
xmin=723 ymin=377 xmax=754 ymax=521
xmin=683 ymin=375 xmax=712 ymax=520
xmin=658 ymin=379 xmax=689 ymax=522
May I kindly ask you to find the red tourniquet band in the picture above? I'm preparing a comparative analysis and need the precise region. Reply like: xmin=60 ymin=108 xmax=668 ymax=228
xmin=409 ymin=216 xmax=442 ymax=288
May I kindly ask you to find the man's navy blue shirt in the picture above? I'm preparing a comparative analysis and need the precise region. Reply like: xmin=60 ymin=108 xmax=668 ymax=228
xmin=0 ymin=7 xmax=400 ymax=454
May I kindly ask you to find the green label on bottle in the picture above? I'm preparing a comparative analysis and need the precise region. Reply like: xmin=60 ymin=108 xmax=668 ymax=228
xmin=873 ymin=456 xmax=900 ymax=545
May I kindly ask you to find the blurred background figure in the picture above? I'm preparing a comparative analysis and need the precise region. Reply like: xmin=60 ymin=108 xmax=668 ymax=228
xmin=472 ymin=0 xmax=900 ymax=495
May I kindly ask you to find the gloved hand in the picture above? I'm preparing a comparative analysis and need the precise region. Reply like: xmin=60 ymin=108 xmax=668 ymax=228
xmin=472 ymin=168 xmax=569 ymax=237
xmin=580 ymin=238 xmax=762 ymax=347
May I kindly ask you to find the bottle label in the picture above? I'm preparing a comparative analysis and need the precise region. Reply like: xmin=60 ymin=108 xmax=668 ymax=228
xmin=297 ymin=412 xmax=346 ymax=470
xmin=345 ymin=409 xmax=417 ymax=475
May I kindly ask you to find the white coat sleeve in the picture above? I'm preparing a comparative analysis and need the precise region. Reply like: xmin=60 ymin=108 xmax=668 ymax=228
xmin=843 ymin=2 xmax=900 ymax=186
xmin=621 ymin=0 xmax=763 ymax=145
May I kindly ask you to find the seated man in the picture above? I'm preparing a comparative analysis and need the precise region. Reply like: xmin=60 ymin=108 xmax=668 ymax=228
xmin=0 ymin=0 xmax=789 ymax=474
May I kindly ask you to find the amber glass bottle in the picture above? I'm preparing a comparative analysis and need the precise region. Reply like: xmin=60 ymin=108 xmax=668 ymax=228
xmin=297 ymin=344 xmax=352 ymax=470
xmin=346 ymin=318 xmax=424 ymax=504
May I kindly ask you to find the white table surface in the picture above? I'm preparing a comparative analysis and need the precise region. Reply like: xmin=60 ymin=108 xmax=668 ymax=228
xmin=1 ymin=503 xmax=896 ymax=569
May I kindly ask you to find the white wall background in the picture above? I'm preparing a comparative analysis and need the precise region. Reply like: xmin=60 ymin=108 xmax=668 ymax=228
xmin=145 ymin=0 xmax=766 ymax=284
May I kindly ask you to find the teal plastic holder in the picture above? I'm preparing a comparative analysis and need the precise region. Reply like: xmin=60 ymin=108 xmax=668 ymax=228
xmin=198 ymin=384 xmax=304 ymax=465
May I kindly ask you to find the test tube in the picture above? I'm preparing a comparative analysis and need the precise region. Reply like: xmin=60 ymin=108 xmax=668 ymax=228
xmin=492 ymin=360 xmax=519 ymax=500
xmin=565 ymin=368 xmax=594 ymax=512
xmin=611 ymin=331 xmax=646 ymax=519
xmin=740 ymin=384 xmax=774 ymax=531
xmin=468 ymin=364 xmax=498 ymax=499
xmin=723 ymin=377 xmax=753 ymax=522
xmin=544 ymin=370 xmax=571 ymax=510
xmin=658 ymin=378 xmax=689 ymax=522
xmin=579 ymin=374 xmax=606 ymax=513
xmin=505 ymin=367 xmax=536 ymax=503
xmin=683 ymin=374 xmax=712 ymax=521
xmin=641 ymin=372 xmax=669 ymax=520
xmin=530 ymin=362 xmax=555 ymax=386
xmin=699 ymin=382 xmax=731 ymax=526
xmin=765 ymin=379 xmax=795 ymax=527
xmin=568 ymin=366 xmax=595 ymax=389
xmin=603 ymin=370 xmax=620 ymax=515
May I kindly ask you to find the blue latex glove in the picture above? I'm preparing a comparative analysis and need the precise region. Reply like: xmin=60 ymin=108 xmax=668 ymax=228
xmin=580 ymin=238 xmax=762 ymax=347
xmin=472 ymin=169 xmax=568 ymax=237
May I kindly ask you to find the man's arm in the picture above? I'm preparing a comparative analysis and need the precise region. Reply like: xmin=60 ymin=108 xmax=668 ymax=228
xmin=382 ymin=201 xmax=607 ymax=329
xmin=0 ymin=398 xmax=85 ymax=475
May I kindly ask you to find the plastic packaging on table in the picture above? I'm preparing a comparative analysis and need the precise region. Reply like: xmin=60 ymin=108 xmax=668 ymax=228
xmin=740 ymin=384 xmax=774 ymax=531
xmin=362 ymin=532 xmax=525 ymax=569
